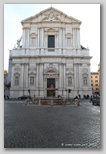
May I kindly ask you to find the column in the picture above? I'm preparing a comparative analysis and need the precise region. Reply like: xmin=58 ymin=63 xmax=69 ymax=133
xmin=59 ymin=28 xmax=62 ymax=52
xmin=36 ymin=63 xmax=39 ymax=88
xmin=11 ymin=64 xmax=15 ymax=88
xmin=63 ymin=28 xmax=66 ymax=53
xmin=27 ymin=28 xmax=30 ymax=48
xmin=63 ymin=63 xmax=66 ymax=88
xmin=25 ymin=64 xmax=28 ymax=88
xmin=77 ymin=28 xmax=80 ymax=49
xmin=87 ymin=64 xmax=92 ymax=88
xmin=24 ymin=28 xmax=30 ymax=48
xmin=37 ymin=28 xmax=40 ymax=48
xmin=41 ymin=28 xmax=44 ymax=52
xmin=72 ymin=28 xmax=77 ymax=49
xmin=23 ymin=64 xmax=26 ymax=88
xmin=73 ymin=64 xmax=76 ymax=88
xmin=79 ymin=64 xmax=82 ymax=89
xmin=55 ymin=33 xmax=58 ymax=48
xmin=45 ymin=33 xmax=47 ymax=48
xmin=21 ymin=64 xmax=24 ymax=89
xmin=59 ymin=64 xmax=62 ymax=89
xmin=39 ymin=63 xmax=43 ymax=88
xmin=22 ymin=28 xmax=25 ymax=48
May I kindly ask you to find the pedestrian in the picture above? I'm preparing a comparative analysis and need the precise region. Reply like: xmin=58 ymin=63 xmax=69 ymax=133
xmin=79 ymin=95 xmax=81 ymax=99
xmin=33 ymin=95 xmax=36 ymax=104
xmin=90 ymin=95 xmax=92 ymax=102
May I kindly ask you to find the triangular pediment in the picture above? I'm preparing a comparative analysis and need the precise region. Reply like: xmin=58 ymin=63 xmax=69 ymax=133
xmin=21 ymin=7 xmax=81 ymax=24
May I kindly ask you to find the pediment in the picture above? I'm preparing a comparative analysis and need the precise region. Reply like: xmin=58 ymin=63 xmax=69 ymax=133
xmin=14 ymin=72 xmax=20 ymax=77
xmin=82 ymin=73 xmax=88 ymax=77
xmin=21 ymin=7 xmax=81 ymax=25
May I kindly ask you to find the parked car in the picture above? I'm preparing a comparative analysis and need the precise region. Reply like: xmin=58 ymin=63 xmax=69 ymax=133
xmin=92 ymin=94 xmax=100 ymax=106
xmin=18 ymin=95 xmax=31 ymax=100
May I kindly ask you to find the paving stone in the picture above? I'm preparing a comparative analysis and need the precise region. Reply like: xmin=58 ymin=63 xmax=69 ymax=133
xmin=4 ymin=99 xmax=100 ymax=148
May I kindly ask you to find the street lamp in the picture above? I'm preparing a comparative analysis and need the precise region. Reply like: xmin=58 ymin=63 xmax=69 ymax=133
xmin=28 ymin=89 xmax=30 ymax=96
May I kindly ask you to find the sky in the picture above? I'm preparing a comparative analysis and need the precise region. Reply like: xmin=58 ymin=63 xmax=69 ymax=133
xmin=4 ymin=4 xmax=100 ymax=72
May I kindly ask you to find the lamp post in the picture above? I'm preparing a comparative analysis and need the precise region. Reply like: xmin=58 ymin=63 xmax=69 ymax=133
xmin=28 ymin=89 xmax=30 ymax=96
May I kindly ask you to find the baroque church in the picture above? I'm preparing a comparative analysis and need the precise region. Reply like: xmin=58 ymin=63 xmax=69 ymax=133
xmin=8 ymin=7 xmax=92 ymax=98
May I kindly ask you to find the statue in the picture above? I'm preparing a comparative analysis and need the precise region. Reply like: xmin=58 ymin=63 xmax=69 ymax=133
xmin=17 ymin=36 xmax=22 ymax=48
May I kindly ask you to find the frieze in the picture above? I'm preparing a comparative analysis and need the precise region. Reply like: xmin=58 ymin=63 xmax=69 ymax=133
xmin=14 ymin=67 xmax=21 ymax=71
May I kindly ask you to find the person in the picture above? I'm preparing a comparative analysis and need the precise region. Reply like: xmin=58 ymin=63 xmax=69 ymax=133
xmin=33 ymin=95 xmax=36 ymax=104
xmin=90 ymin=95 xmax=92 ymax=102
xmin=58 ymin=95 xmax=62 ymax=98
xmin=79 ymin=95 xmax=81 ymax=99
xmin=6 ymin=95 xmax=9 ymax=100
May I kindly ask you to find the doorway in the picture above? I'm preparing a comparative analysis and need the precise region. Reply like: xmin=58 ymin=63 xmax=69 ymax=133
xmin=47 ymin=78 xmax=55 ymax=97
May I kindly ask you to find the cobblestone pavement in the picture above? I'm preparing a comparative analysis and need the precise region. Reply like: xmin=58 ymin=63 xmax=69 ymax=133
xmin=4 ymin=99 xmax=100 ymax=148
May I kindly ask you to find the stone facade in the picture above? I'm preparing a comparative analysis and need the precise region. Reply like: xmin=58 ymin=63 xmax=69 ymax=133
xmin=9 ymin=7 xmax=92 ymax=98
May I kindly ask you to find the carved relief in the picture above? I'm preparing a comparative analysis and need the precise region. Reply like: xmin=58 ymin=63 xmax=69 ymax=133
xmin=44 ymin=63 xmax=59 ymax=79
xmin=66 ymin=68 xmax=73 ymax=72
xmin=14 ymin=67 xmax=20 ymax=72
xmin=30 ymin=33 xmax=37 ymax=38
xmin=82 ymin=68 xmax=88 ymax=73
xmin=14 ymin=72 xmax=20 ymax=86
xmin=29 ymin=67 xmax=36 ymax=74
xmin=44 ymin=63 xmax=58 ymax=74
xmin=65 ymin=33 xmax=73 ymax=38
xmin=14 ymin=64 xmax=21 ymax=72
xmin=42 ymin=11 xmax=60 ymax=21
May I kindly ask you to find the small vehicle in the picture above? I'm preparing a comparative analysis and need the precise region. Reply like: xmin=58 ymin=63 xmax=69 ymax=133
xmin=92 ymin=94 xmax=100 ymax=106
xmin=18 ymin=95 xmax=31 ymax=100
xmin=58 ymin=95 xmax=62 ymax=98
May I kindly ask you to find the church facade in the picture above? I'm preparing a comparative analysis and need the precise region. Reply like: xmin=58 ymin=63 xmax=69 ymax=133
xmin=9 ymin=7 xmax=92 ymax=98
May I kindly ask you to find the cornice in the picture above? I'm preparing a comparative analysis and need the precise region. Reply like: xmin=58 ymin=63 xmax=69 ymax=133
xmin=12 ymin=55 xmax=92 ymax=59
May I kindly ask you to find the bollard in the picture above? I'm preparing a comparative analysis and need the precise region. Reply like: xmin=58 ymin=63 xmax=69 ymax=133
xmin=39 ymin=99 xmax=41 ymax=105
xmin=63 ymin=99 xmax=66 ymax=106
xmin=24 ymin=98 xmax=30 ymax=105
xmin=75 ymin=99 xmax=80 ymax=106
xmin=51 ymin=99 xmax=53 ymax=106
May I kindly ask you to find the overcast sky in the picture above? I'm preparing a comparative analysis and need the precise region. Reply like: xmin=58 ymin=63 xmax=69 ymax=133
xmin=4 ymin=4 xmax=100 ymax=72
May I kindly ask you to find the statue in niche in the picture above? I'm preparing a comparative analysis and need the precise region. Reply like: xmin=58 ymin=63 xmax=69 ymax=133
xmin=30 ymin=77 xmax=34 ymax=85
xmin=83 ymin=77 xmax=87 ymax=85
xmin=68 ymin=77 xmax=72 ymax=86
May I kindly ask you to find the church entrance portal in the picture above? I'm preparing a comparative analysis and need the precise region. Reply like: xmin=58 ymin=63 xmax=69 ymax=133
xmin=47 ymin=78 xmax=55 ymax=97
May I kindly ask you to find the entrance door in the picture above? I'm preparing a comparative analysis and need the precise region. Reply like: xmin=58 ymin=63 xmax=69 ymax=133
xmin=47 ymin=78 xmax=55 ymax=97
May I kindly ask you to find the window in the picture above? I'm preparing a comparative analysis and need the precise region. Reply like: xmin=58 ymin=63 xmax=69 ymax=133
xmin=95 ymin=84 xmax=98 ymax=86
xmin=95 ymin=80 xmax=98 ymax=82
xmin=91 ymin=84 xmax=93 ymax=86
xmin=48 ymin=35 xmax=55 ymax=48
xmin=95 ymin=76 xmax=98 ymax=78
xmin=30 ymin=77 xmax=34 ymax=86
xmin=15 ymin=77 xmax=19 ymax=85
